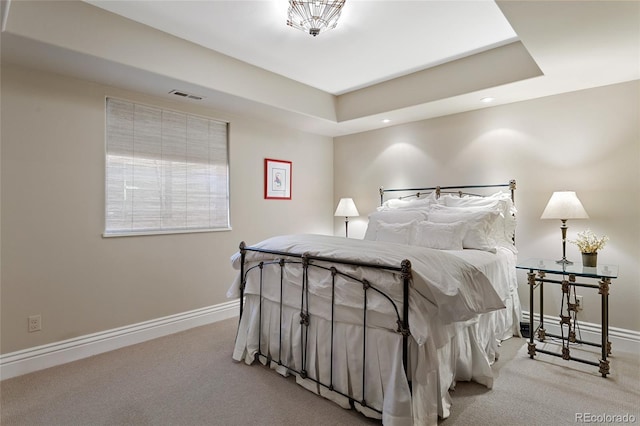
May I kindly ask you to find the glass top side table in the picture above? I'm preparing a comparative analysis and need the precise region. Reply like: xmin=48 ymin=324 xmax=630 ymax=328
xmin=516 ymin=258 xmax=618 ymax=377
xmin=517 ymin=258 xmax=618 ymax=279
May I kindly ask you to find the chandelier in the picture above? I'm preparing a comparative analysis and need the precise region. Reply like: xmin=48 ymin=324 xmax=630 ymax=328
xmin=287 ymin=0 xmax=346 ymax=37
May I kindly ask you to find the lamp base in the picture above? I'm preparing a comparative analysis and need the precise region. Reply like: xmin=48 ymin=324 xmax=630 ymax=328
xmin=555 ymin=258 xmax=574 ymax=265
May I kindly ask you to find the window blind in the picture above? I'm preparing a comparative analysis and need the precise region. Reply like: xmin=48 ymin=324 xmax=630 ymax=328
xmin=105 ymin=98 xmax=230 ymax=236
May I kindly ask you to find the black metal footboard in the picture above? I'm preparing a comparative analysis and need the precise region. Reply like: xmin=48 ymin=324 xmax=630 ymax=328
xmin=237 ymin=241 xmax=412 ymax=414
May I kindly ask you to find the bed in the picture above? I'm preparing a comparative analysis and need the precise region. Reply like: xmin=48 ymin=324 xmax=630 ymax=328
xmin=228 ymin=181 xmax=520 ymax=426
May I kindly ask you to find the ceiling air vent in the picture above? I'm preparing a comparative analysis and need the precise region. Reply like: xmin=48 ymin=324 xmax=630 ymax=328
xmin=169 ymin=90 xmax=204 ymax=101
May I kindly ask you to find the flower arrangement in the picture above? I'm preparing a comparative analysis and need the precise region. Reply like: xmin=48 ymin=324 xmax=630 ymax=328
xmin=571 ymin=229 xmax=609 ymax=253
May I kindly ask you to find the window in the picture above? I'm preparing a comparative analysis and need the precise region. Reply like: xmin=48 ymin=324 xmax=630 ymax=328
xmin=104 ymin=98 xmax=229 ymax=236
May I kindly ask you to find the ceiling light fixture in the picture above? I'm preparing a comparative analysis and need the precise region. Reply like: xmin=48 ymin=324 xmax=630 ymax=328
xmin=481 ymin=97 xmax=495 ymax=103
xmin=287 ymin=0 xmax=346 ymax=37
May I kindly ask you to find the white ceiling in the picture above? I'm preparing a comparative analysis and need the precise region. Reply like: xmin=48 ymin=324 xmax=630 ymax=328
xmin=84 ymin=0 xmax=519 ymax=95
xmin=2 ymin=1 xmax=639 ymax=137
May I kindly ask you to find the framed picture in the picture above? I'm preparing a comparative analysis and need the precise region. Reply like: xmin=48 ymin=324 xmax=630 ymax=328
xmin=264 ymin=158 xmax=292 ymax=200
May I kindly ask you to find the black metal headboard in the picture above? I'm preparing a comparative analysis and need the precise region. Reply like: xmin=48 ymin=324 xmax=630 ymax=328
xmin=379 ymin=179 xmax=516 ymax=206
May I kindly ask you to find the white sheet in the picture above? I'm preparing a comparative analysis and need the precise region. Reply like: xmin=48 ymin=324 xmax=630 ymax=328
xmin=228 ymin=234 xmax=519 ymax=425
xmin=448 ymin=246 xmax=517 ymax=301
xmin=233 ymin=295 xmax=502 ymax=426
xmin=229 ymin=234 xmax=505 ymax=346
xmin=449 ymin=246 xmax=521 ymax=342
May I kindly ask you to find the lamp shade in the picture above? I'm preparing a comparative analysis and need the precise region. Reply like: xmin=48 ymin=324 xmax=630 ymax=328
xmin=540 ymin=191 xmax=589 ymax=220
xmin=334 ymin=198 xmax=359 ymax=217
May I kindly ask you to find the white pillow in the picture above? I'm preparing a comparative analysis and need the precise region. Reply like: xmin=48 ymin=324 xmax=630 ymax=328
xmin=437 ymin=195 xmax=517 ymax=245
xmin=375 ymin=221 xmax=414 ymax=244
xmin=412 ymin=221 xmax=466 ymax=250
xmin=364 ymin=210 xmax=428 ymax=241
xmin=378 ymin=191 xmax=436 ymax=211
xmin=441 ymin=190 xmax=511 ymax=207
xmin=428 ymin=209 xmax=499 ymax=252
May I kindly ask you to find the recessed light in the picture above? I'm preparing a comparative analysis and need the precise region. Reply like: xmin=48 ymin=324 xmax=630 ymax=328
xmin=382 ymin=119 xmax=391 ymax=123
xmin=481 ymin=97 xmax=495 ymax=103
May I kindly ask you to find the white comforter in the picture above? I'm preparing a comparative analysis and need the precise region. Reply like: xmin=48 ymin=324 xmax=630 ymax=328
xmin=228 ymin=234 xmax=517 ymax=425
xmin=229 ymin=234 xmax=505 ymax=346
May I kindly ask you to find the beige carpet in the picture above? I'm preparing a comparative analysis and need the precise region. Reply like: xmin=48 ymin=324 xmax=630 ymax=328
xmin=1 ymin=318 xmax=638 ymax=425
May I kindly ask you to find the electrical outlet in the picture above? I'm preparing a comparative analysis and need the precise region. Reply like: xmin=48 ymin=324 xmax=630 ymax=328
xmin=576 ymin=295 xmax=583 ymax=312
xmin=28 ymin=315 xmax=42 ymax=332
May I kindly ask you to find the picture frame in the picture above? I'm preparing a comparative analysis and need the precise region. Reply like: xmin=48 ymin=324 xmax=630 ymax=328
xmin=264 ymin=158 xmax=292 ymax=200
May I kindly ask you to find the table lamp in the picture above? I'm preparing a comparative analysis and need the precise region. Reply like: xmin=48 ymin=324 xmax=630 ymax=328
xmin=334 ymin=198 xmax=359 ymax=238
xmin=540 ymin=191 xmax=589 ymax=264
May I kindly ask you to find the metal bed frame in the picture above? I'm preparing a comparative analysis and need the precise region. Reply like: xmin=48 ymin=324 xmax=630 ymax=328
xmin=235 ymin=179 xmax=516 ymax=417
xmin=380 ymin=179 xmax=516 ymax=205
xmin=238 ymin=242 xmax=411 ymax=414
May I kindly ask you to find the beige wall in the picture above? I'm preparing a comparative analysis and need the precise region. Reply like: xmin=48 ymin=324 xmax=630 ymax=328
xmin=2 ymin=60 xmax=638 ymax=355
xmin=0 ymin=64 xmax=334 ymax=353
xmin=334 ymin=80 xmax=640 ymax=332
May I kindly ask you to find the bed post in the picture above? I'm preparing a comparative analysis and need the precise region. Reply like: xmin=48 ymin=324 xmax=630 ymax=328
xmin=509 ymin=180 xmax=517 ymax=243
xmin=300 ymin=252 xmax=311 ymax=379
xmin=509 ymin=179 xmax=516 ymax=203
xmin=239 ymin=241 xmax=246 ymax=320
xmin=400 ymin=259 xmax=412 ymax=382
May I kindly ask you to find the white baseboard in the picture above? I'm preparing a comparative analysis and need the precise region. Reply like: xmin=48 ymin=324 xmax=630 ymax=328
xmin=0 ymin=300 xmax=240 ymax=380
xmin=521 ymin=310 xmax=640 ymax=355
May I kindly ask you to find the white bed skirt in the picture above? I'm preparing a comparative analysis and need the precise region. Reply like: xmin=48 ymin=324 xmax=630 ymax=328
xmin=232 ymin=290 xmax=520 ymax=426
